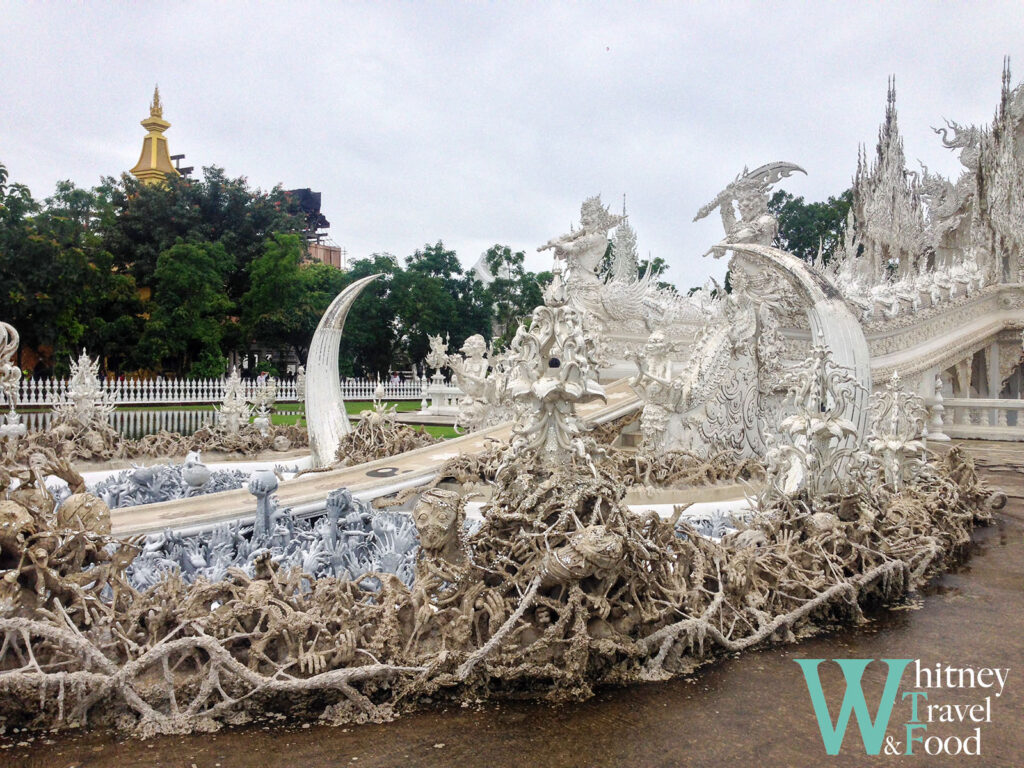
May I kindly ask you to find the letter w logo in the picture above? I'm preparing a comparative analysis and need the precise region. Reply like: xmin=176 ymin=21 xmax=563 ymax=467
xmin=795 ymin=658 xmax=910 ymax=755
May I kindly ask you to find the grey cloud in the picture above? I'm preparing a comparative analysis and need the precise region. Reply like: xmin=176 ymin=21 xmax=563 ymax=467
xmin=1 ymin=2 xmax=1021 ymax=290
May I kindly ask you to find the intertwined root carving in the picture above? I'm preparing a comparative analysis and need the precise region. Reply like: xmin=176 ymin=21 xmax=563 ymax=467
xmin=333 ymin=404 xmax=440 ymax=467
xmin=14 ymin=423 xmax=309 ymax=463
xmin=0 ymin=444 xmax=999 ymax=737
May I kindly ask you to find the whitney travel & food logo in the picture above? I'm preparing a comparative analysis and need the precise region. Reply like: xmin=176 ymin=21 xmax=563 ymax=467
xmin=795 ymin=658 xmax=1010 ymax=757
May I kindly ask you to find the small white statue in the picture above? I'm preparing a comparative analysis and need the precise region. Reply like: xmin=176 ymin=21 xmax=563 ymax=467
xmin=216 ymin=367 xmax=250 ymax=435
xmin=538 ymin=195 xmax=623 ymax=283
xmin=52 ymin=349 xmax=115 ymax=430
xmin=693 ymin=162 xmax=805 ymax=251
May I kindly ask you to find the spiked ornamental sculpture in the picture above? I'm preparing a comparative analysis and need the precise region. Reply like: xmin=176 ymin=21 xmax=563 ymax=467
xmin=501 ymin=267 xmax=606 ymax=465
xmin=0 ymin=322 xmax=26 ymax=455
xmin=52 ymin=349 xmax=115 ymax=431
xmin=215 ymin=367 xmax=250 ymax=435
xmin=251 ymin=376 xmax=277 ymax=437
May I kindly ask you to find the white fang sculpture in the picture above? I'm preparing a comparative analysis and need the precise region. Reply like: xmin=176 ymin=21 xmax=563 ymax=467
xmin=306 ymin=274 xmax=381 ymax=467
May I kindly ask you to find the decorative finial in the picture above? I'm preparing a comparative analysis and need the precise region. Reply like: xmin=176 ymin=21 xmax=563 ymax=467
xmin=151 ymin=85 xmax=163 ymax=118
xmin=1001 ymin=56 xmax=1012 ymax=119
xmin=885 ymin=75 xmax=897 ymax=121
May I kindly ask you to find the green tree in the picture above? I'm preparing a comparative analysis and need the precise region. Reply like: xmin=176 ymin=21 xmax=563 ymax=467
xmin=336 ymin=254 xmax=403 ymax=378
xmin=398 ymin=241 xmax=490 ymax=369
xmin=96 ymin=166 xmax=305 ymax=302
xmin=242 ymin=234 xmax=350 ymax=364
xmin=768 ymin=189 xmax=852 ymax=264
xmin=138 ymin=240 xmax=234 ymax=374
xmin=483 ymin=244 xmax=546 ymax=349
xmin=0 ymin=166 xmax=143 ymax=374
xmin=35 ymin=180 xmax=143 ymax=372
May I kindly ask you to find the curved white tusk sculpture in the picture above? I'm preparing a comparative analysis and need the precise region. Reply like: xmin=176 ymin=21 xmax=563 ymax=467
xmin=306 ymin=274 xmax=382 ymax=467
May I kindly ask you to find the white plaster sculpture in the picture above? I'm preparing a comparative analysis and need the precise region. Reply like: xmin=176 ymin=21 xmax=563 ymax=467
xmin=693 ymin=161 xmax=805 ymax=249
xmin=533 ymin=195 xmax=708 ymax=370
xmin=0 ymin=322 xmax=26 ymax=454
xmin=251 ymin=376 xmax=276 ymax=437
xmin=51 ymin=349 xmax=115 ymax=430
xmin=609 ymin=204 xmax=639 ymax=283
xmin=425 ymin=333 xmax=449 ymax=372
xmin=306 ymin=274 xmax=381 ymax=468
xmin=866 ymin=373 xmax=927 ymax=492
xmin=447 ymin=334 xmax=516 ymax=432
xmin=215 ymin=367 xmax=250 ymax=435
xmin=295 ymin=365 xmax=306 ymax=426
xmin=538 ymin=195 xmax=624 ymax=284
xmin=630 ymin=161 xmax=870 ymax=462
xmin=757 ymin=335 xmax=863 ymax=503
xmin=820 ymin=66 xmax=1023 ymax=327
xmin=501 ymin=267 xmax=605 ymax=466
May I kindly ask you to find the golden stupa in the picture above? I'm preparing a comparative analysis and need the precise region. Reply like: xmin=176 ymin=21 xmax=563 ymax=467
xmin=129 ymin=86 xmax=180 ymax=185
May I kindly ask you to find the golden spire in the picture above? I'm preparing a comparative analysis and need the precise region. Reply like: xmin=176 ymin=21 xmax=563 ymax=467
xmin=150 ymin=85 xmax=163 ymax=118
xmin=130 ymin=85 xmax=179 ymax=185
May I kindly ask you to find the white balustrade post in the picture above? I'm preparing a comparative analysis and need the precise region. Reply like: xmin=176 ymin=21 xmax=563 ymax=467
xmin=928 ymin=375 xmax=950 ymax=442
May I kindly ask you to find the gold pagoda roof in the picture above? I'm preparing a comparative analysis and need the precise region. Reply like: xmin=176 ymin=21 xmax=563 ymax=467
xmin=129 ymin=87 xmax=180 ymax=184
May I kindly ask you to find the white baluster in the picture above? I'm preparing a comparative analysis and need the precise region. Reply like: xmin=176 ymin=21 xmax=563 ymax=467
xmin=928 ymin=376 xmax=950 ymax=442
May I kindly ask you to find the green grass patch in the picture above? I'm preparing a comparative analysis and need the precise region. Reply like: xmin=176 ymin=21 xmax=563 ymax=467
xmin=422 ymin=425 xmax=460 ymax=439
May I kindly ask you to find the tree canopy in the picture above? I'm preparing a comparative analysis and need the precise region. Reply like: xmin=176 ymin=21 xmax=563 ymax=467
xmin=0 ymin=159 xmax=679 ymax=378
xmin=768 ymin=189 xmax=852 ymax=265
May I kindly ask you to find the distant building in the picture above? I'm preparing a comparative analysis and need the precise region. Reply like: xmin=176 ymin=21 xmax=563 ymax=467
xmin=287 ymin=187 xmax=346 ymax=269
xmin=129 ymin=87 xmax=180 ymax=185
xmin=470 ymin=252 xmax=495 ymax=285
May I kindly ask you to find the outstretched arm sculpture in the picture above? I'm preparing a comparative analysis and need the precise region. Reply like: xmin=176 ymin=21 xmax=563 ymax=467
xmin=306 ymin=274 xmax=381 ymax=467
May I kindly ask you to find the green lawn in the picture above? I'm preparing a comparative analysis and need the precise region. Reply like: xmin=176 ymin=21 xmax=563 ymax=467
xmin=423 ymin=425 xmax=460 ymax=439
xmin=19 ymin=399 xmax=456 ymax=438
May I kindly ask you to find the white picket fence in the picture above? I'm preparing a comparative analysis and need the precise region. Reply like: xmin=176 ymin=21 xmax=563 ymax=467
xmin=17 ymin=376 xmax=427 ymax=407
xmin=19 ymin=407 xmax=305 ymax=438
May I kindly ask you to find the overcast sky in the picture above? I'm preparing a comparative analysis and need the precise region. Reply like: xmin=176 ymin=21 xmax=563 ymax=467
xmin=2 ymin=2 xmax=1022 ymax=288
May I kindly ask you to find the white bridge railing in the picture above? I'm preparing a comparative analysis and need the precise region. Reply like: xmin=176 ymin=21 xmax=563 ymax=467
xmin=17 ymin=376 xmax=426 ymax=407
xmin=936 ymin=397 xmax=1024 ymax=441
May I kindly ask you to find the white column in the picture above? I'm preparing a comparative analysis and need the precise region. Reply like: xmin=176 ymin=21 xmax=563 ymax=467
xmin=987 ymin=343 xmax=1000 ymax=426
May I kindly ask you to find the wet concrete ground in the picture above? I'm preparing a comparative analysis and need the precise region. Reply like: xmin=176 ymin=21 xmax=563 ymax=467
xmin=5 ymin=444 xmax=1023 ymax=767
